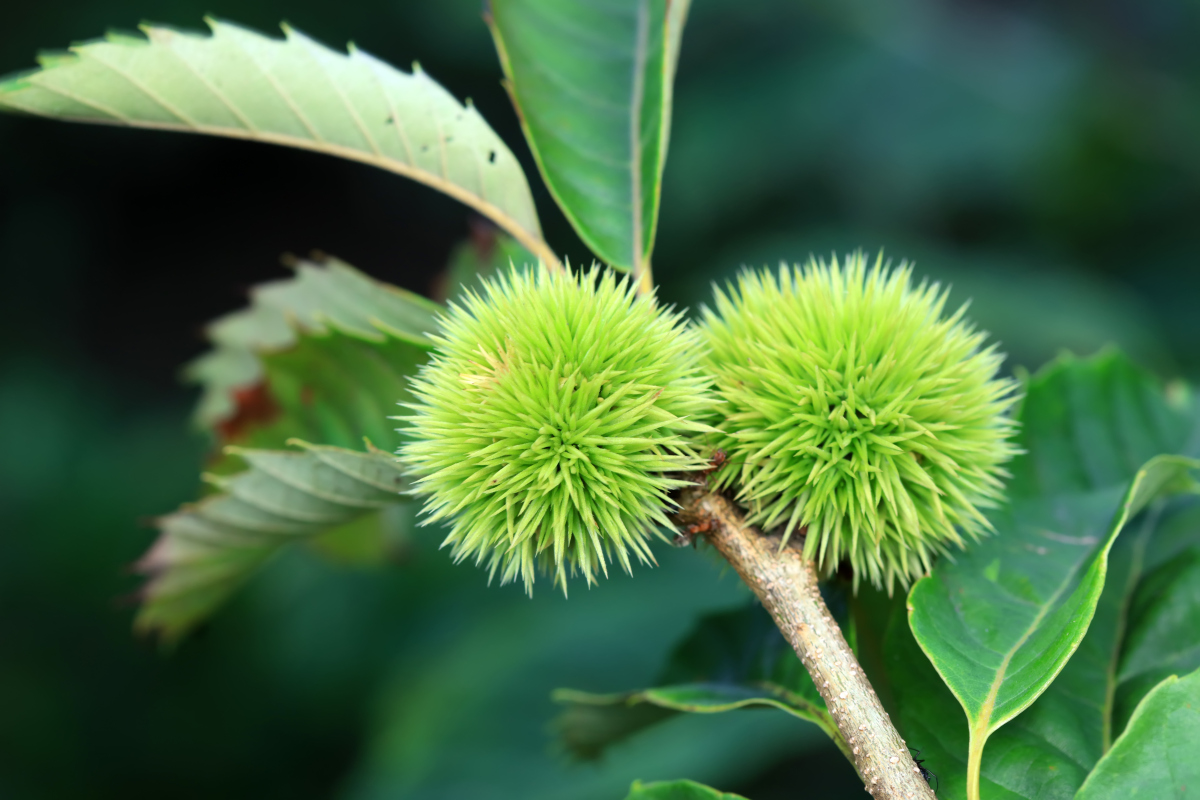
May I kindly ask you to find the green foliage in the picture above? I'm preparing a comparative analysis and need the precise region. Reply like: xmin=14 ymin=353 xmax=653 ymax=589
xmin=701 ymin=252 xmax=1021 ymax=591
xmin=341 ymin=547 xmax=814 ymax=800
xmin=891 ymin=351 xmax=1200 ymax=799
xmin=623 ymin=779 xmax=748 ymax=800
xmin=5 ymin=3 xmax=1200 ymax=799
xmin=398 ymin=266 xmax=714 ymax=592
xmin=1116 ymin=521 xmax=1200 ymax=734
xmin=0 ymin=18 xmax=554 ymax=263
xmin=439 ymin=230 xmax=536 ymax=303
xmin=186 ymin=254 xmax=440 ymax=432
xmin=138 ymin=258 xmax=437 ymax=641
xmin=1075 ymin=666 xmax=1200 ymax=799
xmin=136 ymin=442 xmax=408 ymax=642
xmin=487 ymin=0 xmax=690 ymax=275
xmin=553 ymin=598 xmax=853 ymax=760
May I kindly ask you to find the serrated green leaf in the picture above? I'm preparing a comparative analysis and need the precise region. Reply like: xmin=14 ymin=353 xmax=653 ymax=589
xmin=246 ymin=324 xmax=426 ymax=452
xmin=186 ymin=254 xmax=436 ymax=435
xmin=1074 ymin=667 xmax=1200 ymax=799
xmin=898 ymin=351 xmax=1200 ymax=799
xmin=135 ymin=441 xmax=408 ymax=642
xmin=553 ymin=597 xmax=851 ymax=761
xmin=137 ymin=257 xmax=440 ymax=642
xmin=623 ymin=779 xmax=748 ymax=800
xmin=0 ymin=18 xmax=559 ymax=266
xmin=488 ymin=0 xmax=689 ymax=279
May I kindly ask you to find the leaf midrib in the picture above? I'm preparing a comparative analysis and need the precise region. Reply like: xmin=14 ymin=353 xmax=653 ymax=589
xmin=627 ymin=0 xmax=649 ymax=272
xmin=973 ymin=553 xmax=1084 ymax=735
xmin=5 ymin=24 xmax=559 ymax=268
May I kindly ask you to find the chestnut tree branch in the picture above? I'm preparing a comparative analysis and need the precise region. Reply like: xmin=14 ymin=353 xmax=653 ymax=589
xmin=675 ymin=485 xmax=937 ymax=800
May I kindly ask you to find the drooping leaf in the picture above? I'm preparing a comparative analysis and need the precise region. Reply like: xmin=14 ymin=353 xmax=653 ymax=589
xmin=0 ymin=19 xmax=560 ymax=267
xmin=553 ymin=594 xmax=852 ymax=760
xmin=135 ymin=441 xmax=408 ymax=642
xmin=1074 ymin=667 xmax=1200 ymax=799
xmin=897 ymin=351 xmax=1200 ymax=798
xmin=487 ymin=0 xmax=690 ymax=276
xmin=623 ymin=779 xmax=748 ymax=800
xmin=138 ymin=258 xmax=439 ymax=641
xmin=186 ymin=254 xmax=439 ymax=433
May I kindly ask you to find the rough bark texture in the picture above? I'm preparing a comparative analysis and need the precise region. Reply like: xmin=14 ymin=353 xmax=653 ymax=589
xmin=675 ymin=485 xmax=937 ymax=800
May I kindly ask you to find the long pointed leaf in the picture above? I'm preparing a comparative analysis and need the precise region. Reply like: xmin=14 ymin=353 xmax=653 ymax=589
xmin=186 ymin=254 xmax=439 ymax=433
xmin=0 ymin=19 xmax=559 ymax=267
xmin=487 ymin=0 xmax=689 ymax=277
xmin=137 ymin=257 xmax=439 ymax=641
xmin=1074 ymin=666 xmax=1200 ymax=799
xmin=899 ymin=351 xmax=1200 ymax=798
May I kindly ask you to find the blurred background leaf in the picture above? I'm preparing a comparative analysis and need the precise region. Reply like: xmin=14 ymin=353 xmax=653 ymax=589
xmin=623 ymin=779 xmax=749 ymax=800
xmin=3 ymin=0 xmax=1200 ymax=798
xmin=552 ymin=594 xmax=852 ymax=762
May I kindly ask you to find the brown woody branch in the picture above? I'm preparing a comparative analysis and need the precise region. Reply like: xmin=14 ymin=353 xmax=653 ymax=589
xmin=674 ymin=485 xmax=937 ymax=800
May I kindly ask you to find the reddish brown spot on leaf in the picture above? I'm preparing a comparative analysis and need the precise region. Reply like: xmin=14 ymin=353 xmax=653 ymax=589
xmin=217 ymin=381 xmax=280 ymax=442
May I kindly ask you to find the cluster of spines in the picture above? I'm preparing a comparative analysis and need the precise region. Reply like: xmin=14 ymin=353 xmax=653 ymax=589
xmin=700 ymin=252 xmax=1020 ymax=592
xmin=397 ymin=265 xmax=714 ymax=592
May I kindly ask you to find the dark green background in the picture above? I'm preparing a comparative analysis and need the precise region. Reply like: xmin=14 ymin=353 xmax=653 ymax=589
xmin=1 ymin=0 xmax=1197 ymax=797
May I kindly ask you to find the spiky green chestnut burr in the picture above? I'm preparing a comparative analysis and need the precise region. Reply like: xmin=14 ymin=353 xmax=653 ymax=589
xmin=700 ymin=253 xmax=1020 ymax=592
xmin=398 ymin=266 xmax=714 ymax=592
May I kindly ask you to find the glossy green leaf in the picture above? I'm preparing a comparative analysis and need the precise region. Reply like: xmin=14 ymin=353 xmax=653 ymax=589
xmin=899 ymin=351 xmax=1199 ymax=798
xmin=186 ymin=254 xmax=439 ymax=433
xmin=137 ymin=258 xmax=438 ymax=642
xmin=1114 ymin=541 xmax=1200 ymax=735
xmin=553 ymin=597 xmax=851 ymax=760
xmin=488 ymin=0 xmax=689 ymax=275
xmin=884 ymin=596 xmax=986 ymax=800
xmin=623 ymin=779 xmax=747 ymax=800
xmin=1075 ymin=667 xmax=1200 ymax=799
xmin=0 ymin=19 xmax=558 ymax=265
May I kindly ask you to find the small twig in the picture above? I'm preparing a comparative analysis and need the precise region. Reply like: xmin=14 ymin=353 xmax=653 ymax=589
xmin=675 ymin=486 xmax=936 ymax=800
